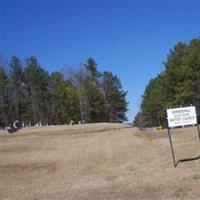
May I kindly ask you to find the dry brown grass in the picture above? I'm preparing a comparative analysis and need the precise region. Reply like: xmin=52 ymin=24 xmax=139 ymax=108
xmin=0 ymin=123 xmax=199 ymax=200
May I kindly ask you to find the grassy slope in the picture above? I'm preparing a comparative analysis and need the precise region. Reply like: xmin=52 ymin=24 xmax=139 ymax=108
xmin=0 ymin=123 xmax=200 ymax=200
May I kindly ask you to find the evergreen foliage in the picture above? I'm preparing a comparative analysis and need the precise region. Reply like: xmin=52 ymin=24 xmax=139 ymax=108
xmin=0 ymin=57 xmax=128 ymax=127
xmin=134 ymin=38 xmax=200 ymax=127
xmin=102 ymin=71 xmax=128 ymax=122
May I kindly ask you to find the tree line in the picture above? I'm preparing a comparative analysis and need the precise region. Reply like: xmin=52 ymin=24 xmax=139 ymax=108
xmin=0 ymin=57 xmax=128 ymax=128
xmin=134 ymin=38 xmax=200 ymax=127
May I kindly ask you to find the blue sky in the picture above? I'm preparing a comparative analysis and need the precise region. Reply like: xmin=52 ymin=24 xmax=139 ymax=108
xmin=1 ymin=0 xmax=200 ymax=122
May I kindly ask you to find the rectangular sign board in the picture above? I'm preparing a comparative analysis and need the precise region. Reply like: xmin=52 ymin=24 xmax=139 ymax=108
xmin=167 ymin=106 xmax=197 ymax=128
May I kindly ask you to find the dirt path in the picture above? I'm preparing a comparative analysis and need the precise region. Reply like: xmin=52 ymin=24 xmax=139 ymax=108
xmin=0 ymin=123 xmax=199 ymax=200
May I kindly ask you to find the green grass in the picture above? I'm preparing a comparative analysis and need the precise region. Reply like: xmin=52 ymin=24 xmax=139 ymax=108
xmin=174 ymin=187 xmax=190 ymax=198
xmin=192 ymin=174 xmax=200 ymax=180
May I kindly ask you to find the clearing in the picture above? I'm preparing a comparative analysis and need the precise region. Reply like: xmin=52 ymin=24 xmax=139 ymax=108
xmin=0 ymin=123 xmax=200 ymax=200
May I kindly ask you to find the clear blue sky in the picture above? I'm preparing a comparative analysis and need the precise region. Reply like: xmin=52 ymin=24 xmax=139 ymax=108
xmin=1 ymin=0 xmax=200 ymax=122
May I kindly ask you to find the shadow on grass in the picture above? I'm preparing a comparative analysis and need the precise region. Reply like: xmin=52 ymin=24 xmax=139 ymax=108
xmin=175 ymin=155 xmax=200 ymax=167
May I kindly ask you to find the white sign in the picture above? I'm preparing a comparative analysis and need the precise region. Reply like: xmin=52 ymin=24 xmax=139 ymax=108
xmin=167 ymin=106 xmax=197 ymax=128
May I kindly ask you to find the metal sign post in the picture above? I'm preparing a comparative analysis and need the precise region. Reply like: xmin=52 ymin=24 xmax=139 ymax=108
xmin=166 ymin=105 xmax=200 ymax=167
xmin=167 ymin=128 xmax=176 ymax=167
xmin=197 ymin=124 xmax=200 ymax=141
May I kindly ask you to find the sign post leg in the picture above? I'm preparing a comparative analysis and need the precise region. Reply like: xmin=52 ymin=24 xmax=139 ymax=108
xmin=167 ymin=128 xmax=176 ymax=167
xmin=197 ymin=124 xmax=200 ymax=142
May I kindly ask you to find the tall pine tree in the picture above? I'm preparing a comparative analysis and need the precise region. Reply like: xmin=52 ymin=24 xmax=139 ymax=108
xmin=102 ymin=71 xmax=128 ymax=122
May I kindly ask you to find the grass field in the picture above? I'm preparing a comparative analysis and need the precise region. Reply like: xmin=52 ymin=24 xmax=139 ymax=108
xmin=0 ymin=123 xmax=200 ymax=200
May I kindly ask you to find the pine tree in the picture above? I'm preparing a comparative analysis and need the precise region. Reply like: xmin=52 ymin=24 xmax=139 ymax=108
xmin=84 ymin=57 xmax=101 ymax=82
xmin=134 ymin=38 xmax=200 ymax=127
xmin=9 ymin=56 xmax=26 ymax=123
xmin=0 ymin=65 xmax=8 ymax=127
xmin=83 ymin=78 xmax=106 ymax=122
xmin=24 ymin=57 xmax=49 ymax=125
xmin=1 ymin=56 xmax=128 ymax=127
xmin=102 ymin=71 xmax=128 ymax=122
